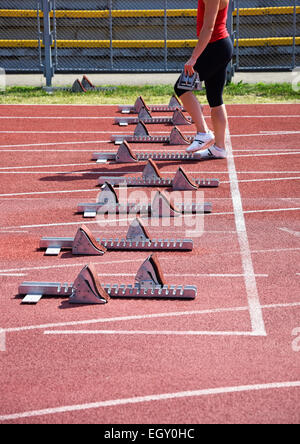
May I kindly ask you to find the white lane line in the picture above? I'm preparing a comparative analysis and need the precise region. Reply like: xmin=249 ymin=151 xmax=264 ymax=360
xmin=1 ymin=115 xmax=300 ymax=120
xmin=279 ymin=227 xmax=300 ymax=237
xmin=0 ymin=380 xmax=299 ymax=422
xmin=43 ymin=330 xmax=260 ymax=337
xmin=0 ymin=207 xmax=299 ymax=231
xmin=2 ymin=301 xmax=300 ymax=334
xmin=0 ymin=163 xmax=94 ymax=171
xmin=0 ymin=140 xmax=110 ymax=149
xmin=260 ymin=130 xmax=300 ymax=135
xmin=0 ymin=130 xmax=299 ymax=136
xmin=226 ymin=127 xmax=266 ymax=336
xmin=0 ymin=188 xmax=96 ymax=197
xmin=222 ymin=247 xmax=300 ymax=255
xmin=0 ymin=273 xmax=26 ymax=277
xmin=222 ymin=176 xmax=300 ymax=184
xmin=0 ymin=255 xmax=268 ymax=276
xmin=234 ymin=152 xmax=300 ymax=158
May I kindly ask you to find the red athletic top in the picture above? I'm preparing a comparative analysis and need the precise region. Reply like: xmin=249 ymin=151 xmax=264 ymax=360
xmin=197 ymin=0 xmax=229 ymax=43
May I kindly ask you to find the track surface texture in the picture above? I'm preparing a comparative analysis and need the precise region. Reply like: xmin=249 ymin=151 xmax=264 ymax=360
xmin=0 ymin=103 xmax=299 ymax=424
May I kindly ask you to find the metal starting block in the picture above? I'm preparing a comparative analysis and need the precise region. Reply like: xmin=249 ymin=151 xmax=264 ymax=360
xmin=18 ymin=255 xmax=197 ymax=305
xmin=115 ymin=107 xmax=192 ymax=127
xmin=40 ymin=219 xmax=193 ymax=256
xmin=118 ymin=95 xmax=185 ymax=114
xmin=111 ymin=122 xmax=193 ymax=145
xmin=77 ymin=182 xmax=212 ymax=218
xmin=71 ymin=76 xmax=115 ymax=93
xmin=94 ymin=140 xmax=205 ymax=164
xmin=98 ymin=159 xmax=219 ymax=190
xmin=177 ymin=70 xmax=202 ymax=91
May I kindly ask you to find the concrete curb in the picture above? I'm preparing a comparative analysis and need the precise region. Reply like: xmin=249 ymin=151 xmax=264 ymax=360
xmin=4 ymin=72 xmax=296 ymax=87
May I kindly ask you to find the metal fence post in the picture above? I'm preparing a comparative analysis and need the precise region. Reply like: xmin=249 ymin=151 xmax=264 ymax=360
xmin=164 ymin=0 xmax=168 ymax=71
xmin=292 ymin=0 xmax=297 ymax=70
xmin=41 ymin=0 xmax=55 ymax=87
xmin=109 ymin=0 xmax=114 ymax=70
xmin=235 ymin=0 xmax=240 ymax=72
xmin=226 ymin=0 xmax=235 ymax=83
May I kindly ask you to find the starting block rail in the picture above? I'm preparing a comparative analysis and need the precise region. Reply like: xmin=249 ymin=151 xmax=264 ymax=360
xmin=111 ymin=123 xmax=192 ymax=145
xmin=18 ymin=255 xmax=197 ymax=305
xmin=77 ymin=184 xmax=212 ymax=218
xmin=98 ymin=159 xmax=219 ymax=190
xmin=93 ymin=141 xmax=204 ymax=164
xmin=118 ymin=95 xmax=185 ymax=114
xmin=40 ymin=220 xmax=193 ymax=256
xmin=115 ymin=108 xmax=192 ymax=126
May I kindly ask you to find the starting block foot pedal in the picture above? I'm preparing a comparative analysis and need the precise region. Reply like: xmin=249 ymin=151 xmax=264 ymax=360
xmin=18 ymin=255 xmax=197 ymax=305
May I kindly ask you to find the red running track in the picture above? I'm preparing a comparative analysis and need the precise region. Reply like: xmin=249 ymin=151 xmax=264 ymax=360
xmin=0 ymin=103 xmax=299 ymax=424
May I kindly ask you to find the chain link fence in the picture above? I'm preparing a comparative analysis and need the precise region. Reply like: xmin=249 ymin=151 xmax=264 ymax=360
xmin=234 ymin=0 xmax=299 ymax=70
xmin=0 ymin=1 xmax=299 ymax=85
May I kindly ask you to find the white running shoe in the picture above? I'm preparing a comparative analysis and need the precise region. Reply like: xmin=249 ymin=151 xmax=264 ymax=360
xmin=196 ymin=144 xmax=227 ymax=160
xmin=186 ymin=130 xmax=214 ymax=153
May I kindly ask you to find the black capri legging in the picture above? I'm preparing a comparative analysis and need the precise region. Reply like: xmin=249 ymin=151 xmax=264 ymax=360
xmin=174 ymin=36 xmax=233 ymax=108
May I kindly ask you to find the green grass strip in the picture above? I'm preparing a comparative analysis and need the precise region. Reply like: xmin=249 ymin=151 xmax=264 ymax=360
xmin=0 ymin=82 xmax=299 ymax=105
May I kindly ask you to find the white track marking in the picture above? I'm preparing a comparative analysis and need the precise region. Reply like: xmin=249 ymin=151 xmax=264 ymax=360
xmin=0 ymin=380 xmax=299 ymax=422
xmin=2 ymin=301 xmax=300 ymax=335
xmin=260 ymin=130 xmax=300 ymax=135
xmin=0 ymin=163 xmax=94 ymax=170
xmin=222 ymin=177 xmax=300 ymax=184
xmin=226 ymin=128 xmax=266 ymax=336
xmin=0 ymin=140 xmax=111 ymax=149
xmin=221 ymin=247 xmax=300 ymax=255
xmin=234 ymin=152 xmax=300 ymax=158
xmin=0 ymin=273 xmax=26 ymax=277
xmin=43 ymin=330 xmax=261 ymax=337
xmin=1 ymin=114 xmax=299 ymax=120
xmin=0 ymin=130 xmax=299 ymax=137
xmin=0 ymin=208 xmax=299 ymax=231
xmin=279 ymin=227 xmax=300 ymax=237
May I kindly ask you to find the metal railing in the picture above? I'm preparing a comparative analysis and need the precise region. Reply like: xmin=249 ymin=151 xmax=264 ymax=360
xmin=0 ymin=1 xmax=299 ymax=86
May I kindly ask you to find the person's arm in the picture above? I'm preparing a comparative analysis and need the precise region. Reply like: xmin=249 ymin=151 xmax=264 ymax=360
xmin=185 ymin=0 xmax=221 ymax=76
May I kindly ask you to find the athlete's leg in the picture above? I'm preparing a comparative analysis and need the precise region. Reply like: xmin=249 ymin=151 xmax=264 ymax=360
xmin=174 ymin=79 xmax=214 ymax=153
xmin=179 ymin=91 xmax=208 ymax=133
xmin=211 ymin=104 xmax=228 ymax=149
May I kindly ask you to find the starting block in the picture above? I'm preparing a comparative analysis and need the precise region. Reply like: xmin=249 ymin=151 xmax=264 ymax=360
xmin=40 ymin=219 xmax=193 ymax=256
xmin=18 ymin=255 xmax=197 ymax=304
xmin=118 ymin=95 xmax=185 ymax=114
xmin=77 ymin=182 xmax=212 ymax=218
xmin=177 ymin=70 xmax=202 ymax=91
xmin=98 ymin=159 xmax=219 ymax=190
xmin=72 ymin=76 xmax=115 ymax=93
xmin=115 ymin=107 xmax=192 ymax=127
xmin=111 ymin=122 xmax=192 ymax=145
xmin=94 ymin=141 xmax=205 ymax=164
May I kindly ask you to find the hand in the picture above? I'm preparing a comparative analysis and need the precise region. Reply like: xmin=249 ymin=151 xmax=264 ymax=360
xmin=184 ymin=56 xmax=197 ymax=76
